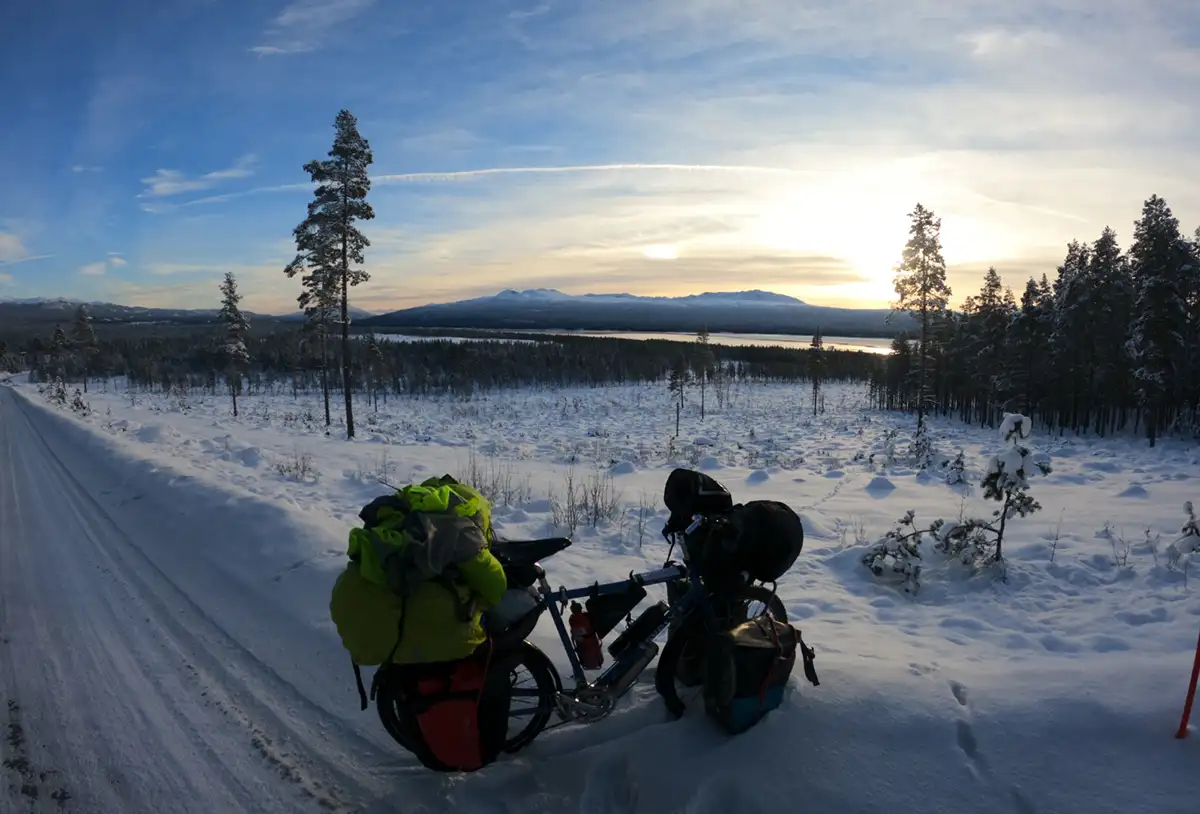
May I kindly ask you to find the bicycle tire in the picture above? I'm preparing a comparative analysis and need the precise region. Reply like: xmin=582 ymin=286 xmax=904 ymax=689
xmin=499 ymin=641 xmax=562 ymax=753
xmin=655 ymin=585 xmax=788 ymax=719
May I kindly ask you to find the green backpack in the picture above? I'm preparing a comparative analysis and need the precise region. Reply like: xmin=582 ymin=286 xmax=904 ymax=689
xmin=348 ymin=475 xmax=493 ymax=610
xmin=331 ymin=475 xmax=495 ymax=707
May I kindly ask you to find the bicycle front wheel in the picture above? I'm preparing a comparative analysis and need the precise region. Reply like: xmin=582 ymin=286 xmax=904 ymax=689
xmin=655 ymin=585 xmax=787 ymax=719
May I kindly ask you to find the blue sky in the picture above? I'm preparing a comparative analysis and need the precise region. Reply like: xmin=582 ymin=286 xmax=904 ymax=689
xmin=1 ymin=0 xmax=1198 ymax=314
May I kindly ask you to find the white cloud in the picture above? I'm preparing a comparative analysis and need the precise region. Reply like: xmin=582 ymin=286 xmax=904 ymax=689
xmin=0 ymin=232 xmax=27 ymax=261
xmin=71 ymin=164 xmax=104 ymax=173
xmin=139 ymin=155 xmax=257 ymax=199
xmin=79 ymin=262 xmax=107 ymax=276
xmin=107 ymin=254 xmax=128 ymax=267
xmin=250 ymin=0 xmax=376 ymax=55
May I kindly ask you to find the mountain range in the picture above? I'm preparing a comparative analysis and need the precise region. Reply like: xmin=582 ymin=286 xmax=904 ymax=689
xmin=0 ymin=297 xmax=376 ymax=327
xmin=1 ymin=289 xmax=914 ymax=339
xmin=361 ymin=288 xmax=913 ymax=337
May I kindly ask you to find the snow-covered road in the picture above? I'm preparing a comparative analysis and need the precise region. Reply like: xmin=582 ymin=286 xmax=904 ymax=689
xmin=0 ymin=387 xmax=413 ymax=814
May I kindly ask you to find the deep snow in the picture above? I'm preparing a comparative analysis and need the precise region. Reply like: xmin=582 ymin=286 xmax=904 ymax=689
xmin=2 ymin=377 xmax=1199 ymax=813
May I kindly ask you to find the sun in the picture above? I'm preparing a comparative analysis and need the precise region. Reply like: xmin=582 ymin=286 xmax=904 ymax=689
xmin=641 ymin=244 xmax=679 ymax=260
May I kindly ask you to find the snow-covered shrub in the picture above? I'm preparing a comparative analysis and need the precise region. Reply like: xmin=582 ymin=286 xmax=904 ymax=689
xmin=862 ymin=510 xmax=924 ymax=594
xmin=944 ymin=450 xmax=967 ymax=485
xmin=47 ymin=378 xmax=68 ymax=406
xmin=908 ymin=423 xmax=935 ymax=470
xmin=70 ymin=388 xmax=90 ymax=415
xmin=275 ymin=450 xmax=318 ymax=482
xmin=1097 ymin=522 xmax=1132 ymax=568
xmin=1166 ymin=501 xmax=1200 ymax=572
xmin=931 ymin=414 xmax=1051 ymax=569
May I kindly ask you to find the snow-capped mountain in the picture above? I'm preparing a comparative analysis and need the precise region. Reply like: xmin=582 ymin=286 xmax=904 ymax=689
xmin=362 ymin=289 xmax=910 ymax=337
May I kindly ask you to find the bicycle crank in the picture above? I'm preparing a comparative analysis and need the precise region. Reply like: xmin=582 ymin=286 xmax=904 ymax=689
xmin=555 ymin=688 xmax=616 ymax=723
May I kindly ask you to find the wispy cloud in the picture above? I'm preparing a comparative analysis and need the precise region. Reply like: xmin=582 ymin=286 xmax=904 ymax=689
xmin=250 ymin=0 xmax=376 ymax=55
xmin=0 ymin=232 xmax=28 ymax=261
xmin=71 ymin=164 xmax=104 ymax=173
xmin=138 ymin=155 xmax=257 ymax=201
xmin=163 ymin=163 xmax=811 ymax=210
xmin=0 ymin=254 xmax=54 ymax=268
xmin=0 ymin=273 xmax=12 ymax=284
xmin=79 ymin=254 xmax=129 ymax=276
xmin=509 ymin=3 xmax=552 ymax=20
xmin=0 ymin=233 xmax=51 ymax=269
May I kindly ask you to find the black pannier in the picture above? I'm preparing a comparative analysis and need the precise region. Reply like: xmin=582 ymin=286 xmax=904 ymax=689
xmin=663 ymin=468 xmax=734 ymax=532
xmin=685 ymin=500 xmax=805 ymax=589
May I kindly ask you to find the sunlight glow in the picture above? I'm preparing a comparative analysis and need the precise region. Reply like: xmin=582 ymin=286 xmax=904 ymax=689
xmin=641 ymin=243 xmax=679 ymax=260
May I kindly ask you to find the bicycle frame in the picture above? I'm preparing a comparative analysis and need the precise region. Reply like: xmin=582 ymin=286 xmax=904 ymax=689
xmin=536 ymin=563 xmax=698 ymax=687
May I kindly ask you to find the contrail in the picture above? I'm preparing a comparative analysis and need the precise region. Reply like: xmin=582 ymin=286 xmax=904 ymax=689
xmin=173 ymin=163 xmax=806 ymax=208
xmin=373 ymin=163 xmax=808 ymax=184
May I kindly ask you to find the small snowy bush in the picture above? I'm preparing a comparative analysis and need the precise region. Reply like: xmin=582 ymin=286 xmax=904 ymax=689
xmin=931 ymin=414 xmax=1051 ymax=570
xmin=908 ymin=424 xmax=935 ymax=470
xmin=1166 ymin=501 xmax=1200 ymax=573
xmin=944 ymin=450 xmax=967 ymax=485
xmin=862 ymin=510 xmax=924 ymax=594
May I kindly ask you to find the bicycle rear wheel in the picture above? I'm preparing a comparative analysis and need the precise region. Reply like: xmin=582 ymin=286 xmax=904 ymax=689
xmin=500 ymin=641 xmax=562 ymax=753
xmin=374 ymin=641 xmax=563 ymax=761
xmin=655 ymin=585 xmax=787 ymax=719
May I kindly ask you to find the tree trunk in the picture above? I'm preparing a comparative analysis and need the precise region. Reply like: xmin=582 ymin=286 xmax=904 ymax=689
xmin=996 ymin=494 xmax=1010 ymax=561
xmin=320 ymin=324 xmax=331 ymax=427
xmin=341 ymin=268 xmax=354 ymax=439
xmin=916 ymin=305 xmax=928 ymax=431
xmin=231 ymin=376 xmax=239 ymax=417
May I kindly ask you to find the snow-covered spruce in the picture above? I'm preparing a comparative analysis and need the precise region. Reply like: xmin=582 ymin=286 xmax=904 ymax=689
xmin=931 ymin=413 xmax=1051 ymax=570
xmin=862 ymin=509 xmax=924 ymax=594
xmin=944 ymin=450 xmax=967 ymax=485
xmin=1166 ymin=501 xmax=1200 ymax=567
xmin=908 ymin=422 xmax=936 ymax=470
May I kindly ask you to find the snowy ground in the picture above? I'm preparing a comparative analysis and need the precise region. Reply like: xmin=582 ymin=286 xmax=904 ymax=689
xmin=2 ymin=376 xmax=1199 ymax=813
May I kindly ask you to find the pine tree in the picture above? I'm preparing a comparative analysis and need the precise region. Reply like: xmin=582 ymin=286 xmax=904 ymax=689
xmin=1127 ymin=195 xmax=1191 ymax=446
xmin=891 ymin=203 xmax=951 ymax=431
xmin=965 ymin=267 xmax=1014 ymax=426
xmin=1050 ymin=240 xmax=1092 ymax=433
xmin=810 ymin=327 xmax=824 ymax=416
xmin=49 ymin=324 xmax=69 ymax=380
xmin=367 ymin=333 xmax=384 ymax=412
xmin=1084 ymin=227 xmax=1135 ymax=434
xmin=1006 ymin=277 xmax=1049 ymax=417
xmin=218 ymin=272 xmax=251 ymax=417
xmin=668 ymin=355 xmax=688 ymax=436
xmin=292 ymin=270 xmax=338 ymax=428
xmin=71 ymin=304 xmax=99 ymax=393
xmin=695 ymin=326 xmax=714 ymax=420
xmin=285 ymin=109 xmax=375 ymax=439
xmin=931 ymin=414 xmax=1051 ymax=566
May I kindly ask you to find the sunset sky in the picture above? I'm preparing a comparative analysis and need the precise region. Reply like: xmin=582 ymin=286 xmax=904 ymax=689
xmin=2 ymin=0 xmax=1198 ymax=315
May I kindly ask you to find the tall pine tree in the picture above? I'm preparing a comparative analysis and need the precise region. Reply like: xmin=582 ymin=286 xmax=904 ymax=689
xmin=1127 ymin=195 xmax=1191 ymax=446
xmin=285 ymin=109 xmax=375 ymax=439
xmin=1005 ymin=277 xmax=1050 ymax=417
xmin=71 ymin=304 xmax=99 ymax=393
xmin=218 ymin=272 xmax=251 ymax=417
xmin=891 ymin=203 xmax=951 ymax=431
xmin=810 ymin=327 xmax=824 ymax=416
xmin=1050 ymin=241 xmax=1092 ymax=433
xmin=1084 ymin=227 xmax=1135 ymax=433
